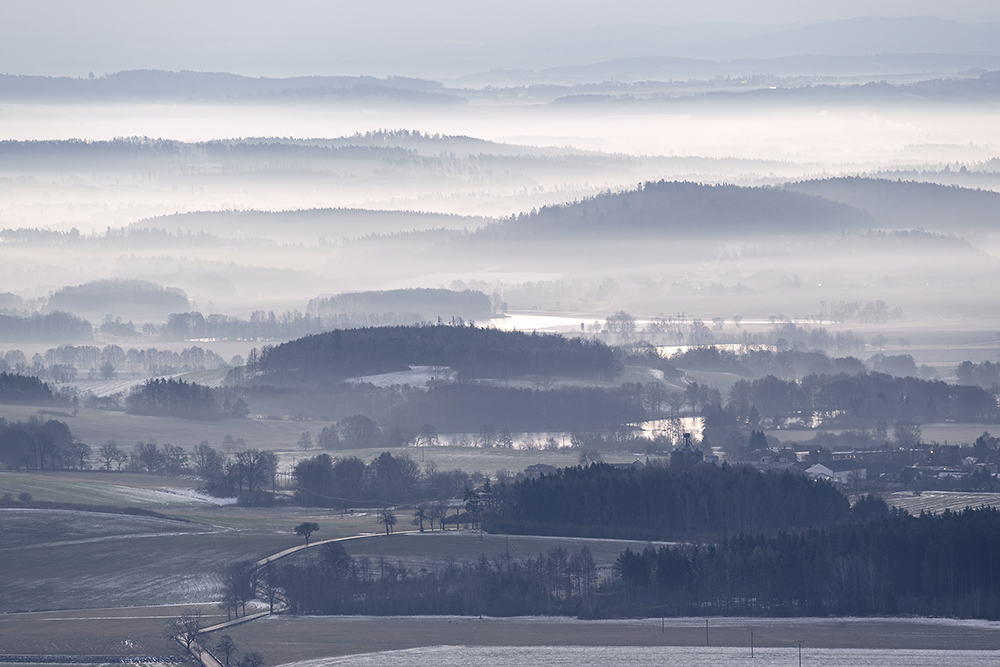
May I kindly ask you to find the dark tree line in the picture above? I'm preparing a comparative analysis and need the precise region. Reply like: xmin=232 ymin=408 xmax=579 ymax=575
xmin=957 ymin=360 xmax=1000 ymax=392
xmin=728 ymin=371 xmax=997 ymax=427
xmin=388 ymin=383 xmax=644 ymax=432
xmin=0 ymin=311 xmax=92 ymax=343
xmin=190 ymin=441 xmax=278 ymax=504
xmin=0 ymin=417 xmax=76 ymax=470
xmin=0 ymin=372 xmax=57 ymax=405
xmin=242 ymin=381 xmax=645 ymax=432
xmin=158 ymin=310 xmax=423 ymax=342
xmin=0 ymin=136 xmax=416 ymax=165
xmin=48 ymin=279 xmax=188 ymax=314
xmin=668 ymin=345 xmax=927 ymax=382
xmin=257 ymin=324 xmax=623 ymax=382
xmin=612 ymin=505 xmax=1000 ymax=619
xmin=125 ymin=378 xmax=217 ymax=419
xmin=270 ymin=504 xmax=1000 ymax=621
xmin=294 ymin=452 xmax=471 ymax=507
xmin=36 ymin=343 xmax=229 ymax=377
xmin=488 ymin=463 xmax=851 ymax=542
xmin=278 ymin=542 xmax=600 ymax=617
xmin=668 ymin=345 xmax=866 ymax=378
xmin=308 ymin=288 xmax=496 ymax=321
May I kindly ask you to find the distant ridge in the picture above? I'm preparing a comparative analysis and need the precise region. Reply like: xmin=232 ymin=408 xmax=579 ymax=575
xmin=532 ymin=53 xmax=1000 ymax=84
xmin=0 ymin=70 xmax=464 ymax=104
xmin=131 ymin=207 xmax=485 ymax=243
xmin=782 ymin=177 xmax=1000 ymax=231
xmin=308 ymin=288 xmax=494 ymax=322
xmin=483 ymin=180 xmax=873 ymax=239
xmin=449 ymin=17 xmax=1000 ymax=76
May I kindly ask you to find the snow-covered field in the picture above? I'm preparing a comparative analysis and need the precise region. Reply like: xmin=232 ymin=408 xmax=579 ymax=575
xmin=886 ymin=491 xmax=1000 ymax=515
xmin=278 ymin=645 xmax=1000 ymax=667
xmin=346 ymin=366 xmax=455 ymax=388
xmin=0 ymin=507 xmax=291 ymax=611
xmin=0 ymin=473 xmax=233 ymax=507
xmin=57 ymin=376 xmax=183 ymax=398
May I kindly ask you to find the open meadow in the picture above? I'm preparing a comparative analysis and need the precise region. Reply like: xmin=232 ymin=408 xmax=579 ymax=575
xmin=213 ymin=615 xmax=1000 ymax=664
xmin=280 ymin=529 xmax=669 ymax=576
xmin=0 ymin=604 xmax=219 ymax=657
xmin=266 ymin=645 xmax=1000 ymax=667
xmin=0 ymin=494 xmax=678 ymax=616
xmin=0 ymin=507 xmax=289 ymax=612
xmin=0 ymin=405 xmax=334 ymax=454
xmin=0 ymin=405 xmax=644 ymax=478
xmin=0 ymin=470 xmax=216 ymax=507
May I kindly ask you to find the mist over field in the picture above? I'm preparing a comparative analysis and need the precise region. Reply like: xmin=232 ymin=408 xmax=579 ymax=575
xmin=5 ymin=3 xmax=1000 ymax=664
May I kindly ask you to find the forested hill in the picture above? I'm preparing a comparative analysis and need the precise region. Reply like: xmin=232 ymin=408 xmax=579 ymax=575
xmin=0 ymin=71 xmax=461 ymax=104
xmin=308 ymin=288 xmax=494 ymax=322
xmin=491 ymin=462 xmax=851 ymax=541
xmin=257 ymin=325 xmax=622 ymax=382
xmin=482 ymin=180 xmax=872 ymax=240
xmin=783 ymin=177 xmax=1000 ymax=231
xmin=48 ymin=279 xmax=188 ymax=320
xmin=134 ymin=207 xmax=482 ymax=241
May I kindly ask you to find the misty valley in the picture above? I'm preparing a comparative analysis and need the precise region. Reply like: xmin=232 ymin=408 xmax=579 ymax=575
xmin=4 ymin=10 xmax=1000 ymax=667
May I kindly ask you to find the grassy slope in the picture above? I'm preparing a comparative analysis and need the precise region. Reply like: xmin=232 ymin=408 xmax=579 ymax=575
xmin=0 ymin=404 xmax=335 ymax=452
xmin=218 ymin=615 xmax=1000 ymax=665
xmin=0 ymin=506 xmax=320 ymax=612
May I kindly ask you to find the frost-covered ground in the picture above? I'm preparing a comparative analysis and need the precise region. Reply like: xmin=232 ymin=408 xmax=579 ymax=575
xmin=57 ymin=375 xmax=185 ymax=398
xmin=276 ymin=444 xmax=643 ymax=477
xmin=346 ymin=366 xmax=455 ymax=388
xmin=0 ymin=473 xmax=234 ymax=506
xmin=0 ymin=508 xmax=291 ymax=611
xmin=225 ymin=613 xmax=1000 ymax=666
xmin=886 ymin=491 xmax=1000 ymax=515
xmin=278 ymin=645 xmax=1000 ymax=667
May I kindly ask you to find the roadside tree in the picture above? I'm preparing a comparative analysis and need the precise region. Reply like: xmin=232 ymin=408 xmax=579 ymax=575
xmin=215 ymin=635 xmax=237 ymax=667
xmin=294 ymin=521 xmax=320 ymax=545
xmin=378 ymin=508 xmax=397 ymax=535
xmin=99 ymin=440 xmax=123 ymax=471
xmin=168 ymin=609 xmax=203 ymax=653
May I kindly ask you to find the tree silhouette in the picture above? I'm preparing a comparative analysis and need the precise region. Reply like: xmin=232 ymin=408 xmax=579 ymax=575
xmin=378 ymin=508 xmax=397 ymax=535
xmin=413 ymin=504 xmax=428 ymax=532
xmin=294 ymin=521 xmax=320 ymax=545
xmin=168 ymin=609 xmax=203 ymax=653
xmin=215 ymin=635 xmax=237 ymax=667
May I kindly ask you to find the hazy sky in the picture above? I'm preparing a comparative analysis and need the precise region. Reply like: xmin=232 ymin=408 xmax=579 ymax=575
xmin=0 ymin=0 xmax=1000 ymax=75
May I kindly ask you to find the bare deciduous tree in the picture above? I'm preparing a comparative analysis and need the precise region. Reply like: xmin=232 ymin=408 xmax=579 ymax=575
xmin=413 ymin=504 xmax=427 ymax=532
xmin=168 ymin=609 xmax=204 ymax=653
xmin=429 ymin=502 xmax=446 ymax=531
xmin=240 ymin=651 xmax=265 ymax=667
xmin=258 ymin=561 xmax=285 ymax=613
xmin=222 ymin=561 xmax=258 ymax=618
xmin=98 ymin=440 xmax=122 ymax=471
xmin=215 ymin=635 xmax=237 ymax=667
xmin=378 ymin=507 xmax=397 ymax=535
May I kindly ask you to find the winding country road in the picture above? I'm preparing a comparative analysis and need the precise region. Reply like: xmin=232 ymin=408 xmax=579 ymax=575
xmin=187 ymin=530 xmax=422 ymax=666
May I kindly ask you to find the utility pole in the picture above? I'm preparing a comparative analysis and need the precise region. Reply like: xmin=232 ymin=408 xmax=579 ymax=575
xmin=797 ymin=640 xmax=803 ymax=667
xmin=705 ymin=619 xmax=709 ymax=646
xmin=747 ymin=628 xmax=754 ymax=658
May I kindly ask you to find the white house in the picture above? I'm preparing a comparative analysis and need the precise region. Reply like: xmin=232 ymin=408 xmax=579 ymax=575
xmin=806 ymin=461 xmax=866 ymax=484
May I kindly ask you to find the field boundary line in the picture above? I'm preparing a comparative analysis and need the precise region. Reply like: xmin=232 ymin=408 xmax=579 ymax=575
xmin=251 ymin=531 xmax=414 ymax=569
xmin=197 ymin=529 xmax=427 ymax=639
